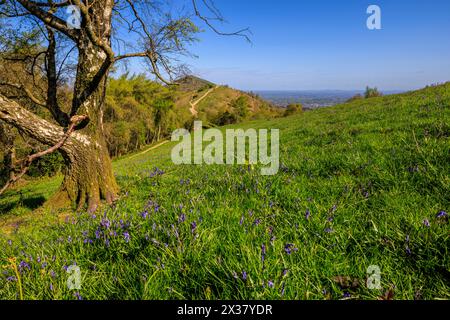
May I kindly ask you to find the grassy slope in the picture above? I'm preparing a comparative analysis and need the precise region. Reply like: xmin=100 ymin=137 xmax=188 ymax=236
xmin=0 ymin=84 xmax=449 ymax=300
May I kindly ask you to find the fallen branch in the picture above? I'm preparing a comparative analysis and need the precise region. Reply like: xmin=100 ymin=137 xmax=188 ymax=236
xmin=0 ymin=114 xmax=88 ymax=196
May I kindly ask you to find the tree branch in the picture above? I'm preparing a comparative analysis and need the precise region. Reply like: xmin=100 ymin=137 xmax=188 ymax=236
xmin=0 ymin=81 xmax=46 ymax=106
xmin=16 ymin=0 xmax=80 ymax=42
xmin=0 ymin=113 xmax=87 ymax=196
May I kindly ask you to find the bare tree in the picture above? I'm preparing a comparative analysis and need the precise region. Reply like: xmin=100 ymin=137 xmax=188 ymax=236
xmin=0 ymin=0 xmax=249 ymax=212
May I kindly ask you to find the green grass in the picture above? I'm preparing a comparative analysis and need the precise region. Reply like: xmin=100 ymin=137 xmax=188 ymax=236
xmin=0 ymin=84 xmax=449 ymax=300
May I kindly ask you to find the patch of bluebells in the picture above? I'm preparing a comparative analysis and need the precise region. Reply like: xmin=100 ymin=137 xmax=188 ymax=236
xmin=149 ymin=167 xmax=165 ymax=178
xmin=284 ymin=243 xmax=298 ymax=255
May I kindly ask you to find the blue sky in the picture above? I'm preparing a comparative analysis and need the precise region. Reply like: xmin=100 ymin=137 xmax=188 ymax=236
xmin=130 ymin=0 xmax=450 ymax=91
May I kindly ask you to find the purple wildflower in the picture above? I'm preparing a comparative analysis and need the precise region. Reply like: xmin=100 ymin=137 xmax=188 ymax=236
xmin=261 ymin=244 xmax=266 ymax=263
xmin=284 ymin=243 xmax=298 ymax=255
xmin=268 ymin=280 xmax=274 ymax=288
xmin=100 ymin=218 xmax=110 ymax=229
xmin=437 ymin=211 xmax=448 ymax=218
xmin=74 ymin=292 xmax=83 ymax=300
xmin=141 ymin=210 xmax=149 ymax=219
xmin=50 ymin=283 xmax=53 ymax=291
xmin=18 ymin=261 xmax=30 ymax=272
xmin=325 ymin=227 xmax=333 ymax=233
xmin=253 ymin=219 xmax=261 ymax=226
xmin=242 ymin=271 xmax=247 ymax=281
xmin=239 ymin=216 xmax=244 ymax=226
xmin=191 ymin=221 xmax=197 ymax=233
xmin=406 ymin=246 xmax=412 ymax=255
xmin=423 ymin=219 xmax=430 ymax=227
xmin=282 ymin=269 xmax=289 ymax=277
xmin=305 ymin=209 xmax=311 ymax=220
xmin=123 ymin=232 xmax=130 ymax=243
xmin=6 ymin=276 xmax=17 ymax=282
xmin=343 ymin=292 xmax=351 ymax=298
xmin=7 ymin=239 xmax=12 ymax=246
xmin=179 ymin=213 xmax=186 ymax=223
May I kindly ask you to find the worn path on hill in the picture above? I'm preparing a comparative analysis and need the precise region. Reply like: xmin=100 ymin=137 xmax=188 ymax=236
xmin=189 ymin=86 xmax=218 ymax=116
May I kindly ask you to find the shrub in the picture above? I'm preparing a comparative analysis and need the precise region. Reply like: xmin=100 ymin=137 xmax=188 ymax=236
xmin=364 ymin=86 xmax=383 ymax=99
xmin=284 ymin=103 xmax=303 ymax=117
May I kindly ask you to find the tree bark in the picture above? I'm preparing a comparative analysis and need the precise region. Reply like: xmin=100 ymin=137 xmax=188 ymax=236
xmin=0 ymin=123 xmax=16 ymax=181
xmin=0 ymin=95 xmax=118 ymax=212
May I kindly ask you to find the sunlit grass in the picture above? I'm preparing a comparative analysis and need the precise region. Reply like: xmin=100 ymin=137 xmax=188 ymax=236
xmin=0 ymin=84 xmax=449 ymax=300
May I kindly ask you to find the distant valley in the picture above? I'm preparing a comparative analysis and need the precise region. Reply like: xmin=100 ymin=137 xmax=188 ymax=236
xmin=255 ymin=89 xmax=404 ymax=109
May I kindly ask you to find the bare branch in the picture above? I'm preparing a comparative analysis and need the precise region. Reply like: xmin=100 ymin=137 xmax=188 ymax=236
xmin=192 ymin=0 xmax=251 ymax=43
xmin=0 ymin=81 xmax=46 ymax=106
xmin=16 ymin=0 xmax=80 ymax=41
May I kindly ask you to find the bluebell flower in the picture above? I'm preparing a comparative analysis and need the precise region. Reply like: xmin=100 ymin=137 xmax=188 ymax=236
xmin=141 ymin=210 xmax=149 ymax=219
xmin=437 ymin=211 xmax=448 ymax=218
xmin=284 ymin=243 xmax=297 ymax=255
xmin=305 ymin=209 xmax=311 ymax=220
xmin=18 ymin=261 xmax=30 ymax=272
xmin=191 ymin=221 xmax=197 ymax=233
xmin=406 ymin=246 xmax=412 ymax=255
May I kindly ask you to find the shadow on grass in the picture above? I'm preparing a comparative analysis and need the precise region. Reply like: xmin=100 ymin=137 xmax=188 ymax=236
xmin=0 ymin=194 xmax=46 ymax=215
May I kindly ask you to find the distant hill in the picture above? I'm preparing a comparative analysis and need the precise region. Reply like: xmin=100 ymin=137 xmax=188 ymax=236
xmin=172 ymin=76 xmax=282 ymax=126
xmin=174 ymin=75 xmax=215 ymax=92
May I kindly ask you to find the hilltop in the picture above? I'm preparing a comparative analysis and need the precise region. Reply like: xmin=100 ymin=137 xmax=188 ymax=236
xmin=172 ymin=78 xmax=280 ymax=126
xmin=174 ymin=75 xmax=215 ymax=92
xmin=1 ymin=83 xmax=449 ymax=300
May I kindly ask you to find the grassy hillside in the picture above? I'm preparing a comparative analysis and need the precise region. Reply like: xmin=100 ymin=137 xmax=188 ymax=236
xmin=0 ymin=83 xmax=449 ymax=300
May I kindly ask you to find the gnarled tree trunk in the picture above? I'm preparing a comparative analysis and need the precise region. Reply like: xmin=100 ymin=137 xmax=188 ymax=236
xmin=0 ymin=95 xmax=118 ymax=212
xmin=0 ymin=1 xmax=118 ymax=212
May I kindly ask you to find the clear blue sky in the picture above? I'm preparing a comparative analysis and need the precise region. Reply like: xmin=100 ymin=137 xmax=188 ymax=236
xmin=133 ymin=0 xmax=450 ymax=91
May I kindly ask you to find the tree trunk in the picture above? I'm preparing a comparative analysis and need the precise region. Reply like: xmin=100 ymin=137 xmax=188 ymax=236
xmin=0 ymin=123 xmax=16 ymax=181
xmin=60 ymin=1 xmax=118 ymax=212
xmin=0 ymin=1 xmax=118 ymax=212
xmin=0 ymin=95 xmax=118 ymax=212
